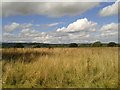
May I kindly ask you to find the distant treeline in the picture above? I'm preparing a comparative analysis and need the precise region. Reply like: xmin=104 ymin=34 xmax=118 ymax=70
xmin=2 ymin=41 xmax=120 ymax=48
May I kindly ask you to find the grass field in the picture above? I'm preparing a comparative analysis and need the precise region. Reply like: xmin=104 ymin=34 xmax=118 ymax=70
xmin=2 ymin=47 xmax=118 ymax=88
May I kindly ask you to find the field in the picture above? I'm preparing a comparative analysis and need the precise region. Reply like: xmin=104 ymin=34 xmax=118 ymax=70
xmin=2 ymin=47 xmax=118 ymax=88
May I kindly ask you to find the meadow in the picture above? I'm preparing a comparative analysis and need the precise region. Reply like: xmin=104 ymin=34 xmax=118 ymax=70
xmin=2 ymin=47 xmax=118 ymax=88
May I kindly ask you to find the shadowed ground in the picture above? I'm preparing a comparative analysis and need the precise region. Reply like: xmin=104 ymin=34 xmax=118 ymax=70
xmin=2 ymin=48 xmax=53 ymax=63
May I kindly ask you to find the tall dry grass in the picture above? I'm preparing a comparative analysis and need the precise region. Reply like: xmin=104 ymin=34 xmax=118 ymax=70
xmin=2 ymin=47 xmax=118 ymax=88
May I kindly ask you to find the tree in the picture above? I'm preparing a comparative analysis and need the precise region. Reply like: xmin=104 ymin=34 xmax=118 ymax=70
xmin=107 ymin=42 xmax=117 ymax=47
xmin=14 ymin=43 xmax=24 ymax=48
xmin=118 ymin=44 xmax=120 ymax=47
xmin=92 ymin=41 xmax=102 ymax=47
xmin=101 ymin=43 xmax=107 ymax=47
xmin=79 ymin=44 xmax=87 ymax=47
xmin=69 ymin=43 xmax=78 ymax=47
xmin=32 ymin=45 xmax=41 ymax=48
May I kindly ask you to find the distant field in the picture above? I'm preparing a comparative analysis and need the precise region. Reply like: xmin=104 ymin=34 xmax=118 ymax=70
xmin=2 ymin=47 xmax=118 ymax=88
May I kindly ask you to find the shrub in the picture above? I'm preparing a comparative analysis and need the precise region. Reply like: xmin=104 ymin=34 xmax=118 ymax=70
xmin=14 ymin=43 xmax=24 ymax=48
xmin=32 ymin=45 xmax=41 ymax=48
xmin=107 ymin=42 xmax=117 ymax=47
xmin=69 ymin=43 xmax=78 ymax=47
xmin=92 ymin=41 xmax=102 ymax=47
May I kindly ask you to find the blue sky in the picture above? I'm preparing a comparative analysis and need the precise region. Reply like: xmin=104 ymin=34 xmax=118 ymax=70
xmin=2 ymin=1 xmax=119 ymax=43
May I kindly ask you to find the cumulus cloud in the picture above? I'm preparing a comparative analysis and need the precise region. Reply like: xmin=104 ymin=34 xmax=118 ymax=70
xmin=3 ymin=22 xmax=20 ymax=32
xmin=99 ymin=0 xmax=119 ymax=17
xmin=92 ymin=22 xmax=118 ymax=43
xmin=56 ymin=18 xmax=97 ymax=33
xmin=22 ymin=23 xmax=33 ymax=28
xmin=2 ymin=2 xmax=99 ymax=17
xmin=20 ymin=29 xmax=41 ymax=37
xmin=3 ymin=22 xmax=62 ymax=32
xmin=100 ymin=23 xmax=118 ymax=31
xmin=3 ymin=28 xmax=92 ymax=43
xmin=3 ymin=22 xmax=33 ymax=32
xmin=3 ymin=32 xmax=14 ymax=37
xmin=99 ymin=23 xmax=118 ymax=37
xmin=2 ymin=18 xmax=118 ymax=43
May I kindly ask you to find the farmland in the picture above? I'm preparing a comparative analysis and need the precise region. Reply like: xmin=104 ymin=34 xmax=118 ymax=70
xmin=2 ymin=47 xmax=118 ymax=88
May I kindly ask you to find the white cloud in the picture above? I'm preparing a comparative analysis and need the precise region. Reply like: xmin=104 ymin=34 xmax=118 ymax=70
xmin=2 ymin=2 xmax=99 ymax=17
xmin=99 ymin=0 xmax=119 ymax=17
xmin=3 ymin=22 xmax=33 ymax=32
xmin=47 ymin=23 xmax=60 ymax=27
xmin=3 ymin=22 xmax=61 ymax=32
xmin=99 ymin=23 xmax=118 ymax=37
xmin=56 ymin=18 xmax=97 ymax=32
xmin=2 ymin=0 xmax=114 ymax=2
xmin=2 ymin=28 xmax=92 ymax=43
xmin=3 ymin=32 xmax=14 ymax=36
xmin=93 ymin=22 xmax=118 ymax=43
xmin=22 ymin=23 xmax=33 ymax=28
xmin=2 ymin=18 xmax=118 ymax=43
xmin=100 ymin=23 xmax=118 ymax=31
xmin=36 ymin=22 xmax=62 ymax=28
xmin=3 ymin=22 xmax=20 ymax=32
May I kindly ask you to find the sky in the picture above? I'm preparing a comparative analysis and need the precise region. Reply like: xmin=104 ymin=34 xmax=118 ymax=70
xmin=1 ymin=0 xmax=119 ymax=44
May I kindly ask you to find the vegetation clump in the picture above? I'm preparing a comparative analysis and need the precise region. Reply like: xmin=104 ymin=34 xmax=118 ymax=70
xmin=107 ymin=42 xmax=117 ymax=47
xmin=14 ymin=43 xmax=24 ymax=48
xmin=69 ymin=43 xmax=78 ymax=47
xmin=92 ymin=41 xmax=102 ymax=47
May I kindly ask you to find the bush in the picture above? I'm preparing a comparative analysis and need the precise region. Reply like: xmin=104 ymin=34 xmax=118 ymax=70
xmin=32 ymin=45 xmax=41 ymax=48
xmin=101 ymin=44 xmax=107 ymax=47
xmin=107 ymin=42 xmax=117 ymax=47
xmin=79 ymin=44 xmax=91 ymax=47
xmin=14 ymin=43 xmax=24 ymax=48
xmin=69 ymin=43 xmax=78 ymax=47
xmin=92 ymin=41 xmax=102 ymax=47
xmin=79 ymin=44 xmax=87 ymax=47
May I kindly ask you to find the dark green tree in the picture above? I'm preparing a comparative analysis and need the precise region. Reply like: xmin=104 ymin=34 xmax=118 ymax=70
xmin=101 ymin=44 xmax=107 ymax=47
xmin=79 ymin=44 xmax=87 ymax=47
xmin=14 ymin=43 xmax=24 ymax=48
xmin=92 ymin=41 xmax=102 ymax=47
xmin=69 ymin=43 xmax=78 ymax=47
xmin=32 ymin=45 xmax=41 ymax=48
xmin=107 ymin=42 xmax=117 ymax=47
xmin=118 ymin=44 xmax=120 ymax=47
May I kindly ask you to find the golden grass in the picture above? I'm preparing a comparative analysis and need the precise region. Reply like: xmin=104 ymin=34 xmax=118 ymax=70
xmin=2 ymin=47 xmax=118 ymax=88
